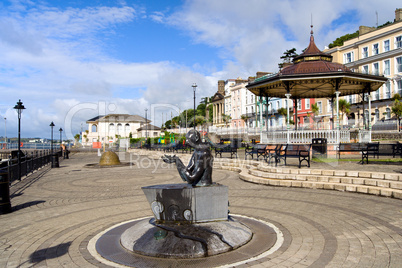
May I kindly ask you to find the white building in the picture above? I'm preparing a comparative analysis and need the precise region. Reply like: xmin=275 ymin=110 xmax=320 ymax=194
xmin=84 ymin=114 xmax=159 ymax=146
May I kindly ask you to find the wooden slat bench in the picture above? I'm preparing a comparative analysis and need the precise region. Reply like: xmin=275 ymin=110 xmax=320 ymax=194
xmin=275 ymin=144 xmax=312 ymax=168
xmin=245 ymin=144 xmax=266 ymax=160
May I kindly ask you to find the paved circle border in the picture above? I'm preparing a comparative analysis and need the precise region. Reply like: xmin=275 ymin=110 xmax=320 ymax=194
xmin=87 ymin=214 xmax=284 ymax=267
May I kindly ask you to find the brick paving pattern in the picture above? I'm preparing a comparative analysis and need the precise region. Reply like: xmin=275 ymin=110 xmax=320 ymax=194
xmin=0 ymin=151 xmax=401 ymax=267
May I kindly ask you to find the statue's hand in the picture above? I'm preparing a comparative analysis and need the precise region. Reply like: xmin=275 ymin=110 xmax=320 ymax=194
xmin=162 ymin=155 xmax=177 ymax=164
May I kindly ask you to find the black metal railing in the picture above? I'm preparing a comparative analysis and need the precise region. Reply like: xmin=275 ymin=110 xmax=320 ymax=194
xmin=0 ymin=150 xmax=61 ymax=183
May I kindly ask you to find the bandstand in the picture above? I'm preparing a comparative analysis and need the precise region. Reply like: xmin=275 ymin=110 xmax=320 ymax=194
xmin=246 ymin=27 xmax=388 ymax=144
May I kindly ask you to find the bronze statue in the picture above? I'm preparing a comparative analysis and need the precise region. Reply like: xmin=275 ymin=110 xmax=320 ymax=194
xmin=162 ymin=129 xmax=213 ymax=186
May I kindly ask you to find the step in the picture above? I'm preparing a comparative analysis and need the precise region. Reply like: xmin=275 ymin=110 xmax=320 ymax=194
xmin=239 ymin=169 xmax=402 ymax=199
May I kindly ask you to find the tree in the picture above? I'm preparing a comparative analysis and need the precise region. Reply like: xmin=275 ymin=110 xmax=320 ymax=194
xmin=74 ymin=134 xmax=80 ymax=141
xmin=328 ymin=30 xmax=359 ymax=48
xmin=278 ymin=48 xmax=298 ymax=69
xmin=392 ymin=94 xmax=402 ymax=132
xmin=207 ymin=104 xmax=213 ymax=122
xmin=221 ymin=114 xmax=231 ymax=127
xmin=311 ymin=103 xmax=320 ymax=129
xmin=241 ymin=114 xmax=250 ymax=127
xmin=278 ymin=107 xmax=294 ymax=125
xmin=338 ymin=99 xmax=351 ymax=126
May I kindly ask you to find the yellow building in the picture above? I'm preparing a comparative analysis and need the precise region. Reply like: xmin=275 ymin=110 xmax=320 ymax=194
xmin=324 ymin=8 xmax=402 ymax=129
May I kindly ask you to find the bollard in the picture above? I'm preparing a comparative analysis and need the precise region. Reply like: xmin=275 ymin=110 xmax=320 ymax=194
xmin=0 ymin=172 xmax=12 ymax=214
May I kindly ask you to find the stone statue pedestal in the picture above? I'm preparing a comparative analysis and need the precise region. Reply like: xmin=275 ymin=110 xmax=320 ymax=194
xmin=142 ymin=183 xmax=228 ymax=223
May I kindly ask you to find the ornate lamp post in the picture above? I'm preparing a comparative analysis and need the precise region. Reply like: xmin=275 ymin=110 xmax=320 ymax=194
xmin=13 ymin=100 xmax=25 ymax=180
xmin=59 ymin=127 xmax=63 ymax=144
xmin=50 ymin=122 xmax=55 ymax=166
xmin=192 ymin=83 xmax=197 ymax=129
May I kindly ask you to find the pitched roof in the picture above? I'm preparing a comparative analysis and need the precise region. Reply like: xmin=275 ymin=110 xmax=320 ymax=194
xmin=86 ymin=114 xmax=148 ymax=124
xmin=137 ymin=124 xmax=161 ymax=131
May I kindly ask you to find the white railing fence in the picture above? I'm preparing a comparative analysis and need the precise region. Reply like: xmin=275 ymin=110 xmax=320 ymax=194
xmin=262 ymin=130 xmax=350 ymax=144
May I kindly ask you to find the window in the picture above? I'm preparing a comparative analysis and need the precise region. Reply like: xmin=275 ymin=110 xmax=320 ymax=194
xmin=397 ymin=57 xmax=402 ymax=73
xmin=125 ymin=123 xmax=130 ymax=133
xmin=109 ymin=123 xmax=114 ymax=132
xmin=374 ymin=89 xmax=380 ymax=100
xmin=375 ymin=109 xmax=379 ymax=121
xmin=297 ymin=99 xmax=302 ymax=110
xmin=362 ymin=47 xmax=368 ymax=58
xmin=385 ymin=108 xmax=391 ymax=119
xmin=117 ymin=123 xmax=122 ymax=134
xmin=372 ymin=43 xmax=379 ymax=55
xmin=385 ymin=81 xmax=391 ymax=99
xmin=362 ymin=65 xmax=369 ymax=74
xmin=373 ymin=62 xmax=379 ymax=75
xmin=277 ymin=100 xmax=280 ymax=109
xmin=384 ymin=40 xmax=390 ymax=52
xmin=304 ymin=116 xmax=309 ymax=124
xmin=317 ymin=101 xmax=322 ymax=114
xmin=384 ymin=60 xmax=390 ymax=75
xmin=397 ymin=80 xmax=402 ymax=95
xmin=344 ymin=51 xmax=354 ymax=63
xmin=305 ymin=99 xmax=310 ymax=109
xmin=396 ymin=35 xmax=402 ymax=48
xmin=327 ymin=100 xmax=332 ymax=112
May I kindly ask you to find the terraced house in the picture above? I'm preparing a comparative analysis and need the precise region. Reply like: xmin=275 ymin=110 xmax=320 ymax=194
xmin=324 ymin=8 xmax=402 ymax=130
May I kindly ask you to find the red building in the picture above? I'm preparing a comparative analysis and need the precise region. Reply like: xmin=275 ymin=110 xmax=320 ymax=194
xmin=293 ymin=98 xmax=316 ymax=129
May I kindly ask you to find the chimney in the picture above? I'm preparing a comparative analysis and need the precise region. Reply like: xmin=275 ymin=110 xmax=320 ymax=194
xmin=256 ymin=72 xmax=271 ymax=78
xmin=359 ymin=26 xmax=375 ymax=35
xmin=235 ymin=77 xmax=245 ymax=85
xmin=396 ymin=8 xmax=402 ymax=22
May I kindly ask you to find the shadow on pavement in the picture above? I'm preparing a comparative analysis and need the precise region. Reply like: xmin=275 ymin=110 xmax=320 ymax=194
xmin=12 ymin=200 xmax=46 ymax=212
xmin=29 ymin=241 xmax=72 ymax=264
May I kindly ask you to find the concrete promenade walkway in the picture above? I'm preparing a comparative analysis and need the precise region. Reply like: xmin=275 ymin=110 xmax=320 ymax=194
xmin=1 ymin=151 xmax=401 ymax=267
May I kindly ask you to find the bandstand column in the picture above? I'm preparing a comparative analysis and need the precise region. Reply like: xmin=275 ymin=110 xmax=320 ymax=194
xmin=285 ymin=93 xmax=291 ymax=144
xmin=368 ymin=92 xmax=372 ymax=142
xmin=259 ymin=96 xmax=263 ymax=130
xmin=335 ymin=91 xmax=340 ymax=144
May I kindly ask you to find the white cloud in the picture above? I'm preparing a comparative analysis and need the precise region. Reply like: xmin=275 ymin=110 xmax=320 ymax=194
xmin=0 ymin=0 xmax=400 ymax=138
xmin=167 ymin=0 xmax=399 ymax=76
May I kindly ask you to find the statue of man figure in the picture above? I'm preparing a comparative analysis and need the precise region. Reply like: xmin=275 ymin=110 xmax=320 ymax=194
xmin=162 ymin=129 xmax=213 ymax=186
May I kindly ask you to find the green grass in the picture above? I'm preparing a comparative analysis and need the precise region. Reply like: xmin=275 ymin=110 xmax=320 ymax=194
xmin=312 ymin=157 xmax=402 ymax=163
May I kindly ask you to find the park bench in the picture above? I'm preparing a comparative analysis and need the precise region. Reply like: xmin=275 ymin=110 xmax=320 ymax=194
xmin=337 ymin=143 xmax=367 ymax=159
xmin=245 ymin=144 xmax=266 ymax=160
xmin=173 ymin=143 xmax=188 ymax=154
xmin=275 ymin=144 xmax=311 ymax=168
xmin=163 ymin=143 xmax=176 ymax=152
xmin=214 ymin=144 xmax=238 ymax=159
xmin=263 ymin=144 xmax=282 ymax=164
xmin=361 ymin=142 xmax=402 ymax=164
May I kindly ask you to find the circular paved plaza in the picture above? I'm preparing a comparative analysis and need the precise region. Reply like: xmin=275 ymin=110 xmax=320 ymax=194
xmin=1 ymin=152 xmax=401 ymax=267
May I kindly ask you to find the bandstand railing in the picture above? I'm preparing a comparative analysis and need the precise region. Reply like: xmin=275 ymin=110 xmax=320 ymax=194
xmin=262 ymin=130 xmax=351 ymax=144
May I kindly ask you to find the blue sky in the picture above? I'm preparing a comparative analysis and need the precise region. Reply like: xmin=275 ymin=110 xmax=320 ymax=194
xmin=0 ymin=0 xmax=399 ymax=139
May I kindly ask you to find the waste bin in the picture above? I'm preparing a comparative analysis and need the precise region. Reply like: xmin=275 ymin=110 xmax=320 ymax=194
xmin=52 ymin=153 xmax=59 ymax=168
xmin=0 ymin=172 xmax=11 ymax=214
xmin=312 ymin=138 xmax=327 ymax=158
